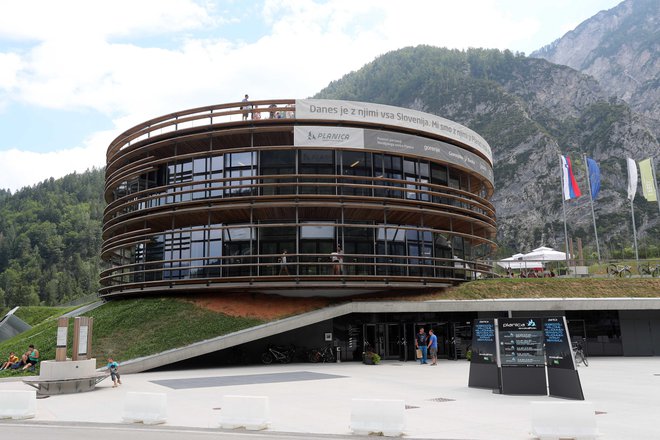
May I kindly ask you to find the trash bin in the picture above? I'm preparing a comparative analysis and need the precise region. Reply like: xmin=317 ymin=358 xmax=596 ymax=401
xmin=336 ymin=347 xmax=341 ymax=363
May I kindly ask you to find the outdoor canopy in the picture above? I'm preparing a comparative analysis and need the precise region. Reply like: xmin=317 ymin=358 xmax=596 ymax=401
xmin=521 ymin=246 xmax=569 ymax=262
xmin=497 ymin=247 xmax=569 ymax=269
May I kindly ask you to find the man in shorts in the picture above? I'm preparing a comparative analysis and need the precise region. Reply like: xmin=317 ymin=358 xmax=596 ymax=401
xmin=415 ymin=327 xmax=428 ymax=364
xmin=428 ymin=329 xmax=438 ymax=365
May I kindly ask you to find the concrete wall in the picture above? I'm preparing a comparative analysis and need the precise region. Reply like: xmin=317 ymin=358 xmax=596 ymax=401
xmin=0 ymin=310 xmax=31 ymax=342
xmin=620 ymin=310 xmax=660 ymax=356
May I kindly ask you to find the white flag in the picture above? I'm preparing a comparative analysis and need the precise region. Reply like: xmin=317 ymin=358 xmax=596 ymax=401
xmin=627 ymin=157 xmax=638 ymax=201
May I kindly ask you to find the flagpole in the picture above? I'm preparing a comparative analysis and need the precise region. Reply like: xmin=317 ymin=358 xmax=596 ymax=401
xmin=559 ymin=155 xmax=570 ymax=270
xmin=630 ymin=199 xmax=639 ymax=261
xmin=583 ymin=154 xmax=601 ymax=263
xmin=652 ymin=157 xmax=660 ymax=215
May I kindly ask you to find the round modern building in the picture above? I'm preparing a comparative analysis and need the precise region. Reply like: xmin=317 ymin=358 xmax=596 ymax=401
xmin=100 ymin=99 xmax=496 ymax=298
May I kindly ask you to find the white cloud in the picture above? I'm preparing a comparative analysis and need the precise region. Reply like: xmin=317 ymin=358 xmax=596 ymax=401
xmin=0 ymin=52 xmax=22 ymax=89
xmin=0 ymin=129 xmax=111 ymax=192
xmin=0 ymin=0 xmax=622 ymax=192
xmin=0 ymin=0 xmax=211 ymax=41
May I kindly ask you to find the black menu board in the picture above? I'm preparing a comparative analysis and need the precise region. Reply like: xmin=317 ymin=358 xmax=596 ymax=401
xmin=498 ymin=318 xmax=544 ymax=367
xmin=543 ymin=317 xmax=574 ymax=369
xmin=471 ymin=319 xmax=496 ymax=364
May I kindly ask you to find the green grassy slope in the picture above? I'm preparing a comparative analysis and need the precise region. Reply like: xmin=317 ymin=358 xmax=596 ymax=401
xmin=444 ymin=277 xmax=660 ymax=299
xmin=0 ymin=297 xmax=264 ymax=375
xmin=1 ymin=279 xmax=658 ymax=377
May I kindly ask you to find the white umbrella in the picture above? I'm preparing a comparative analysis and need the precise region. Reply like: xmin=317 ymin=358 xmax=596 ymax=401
xmin=496 ymin=253 xmax=543 ymax=269
xmin=521 ymin=247 xmax=569 ymax=262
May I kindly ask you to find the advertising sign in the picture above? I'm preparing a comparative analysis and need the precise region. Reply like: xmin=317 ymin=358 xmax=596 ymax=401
xmin=296 ymin=99 xmax=493 ymax=164
xmin=293 ymin=126 xmax=364 ymax=148
xmin=498 ymin=318 xmax=544 ymax=367
xmin=293 ymin=126 xmax=494 ymax=184
xmin=544 ymin=317 xmax=575 ymax=369
xmin=471 ymin=319 xmax=497 ymax=364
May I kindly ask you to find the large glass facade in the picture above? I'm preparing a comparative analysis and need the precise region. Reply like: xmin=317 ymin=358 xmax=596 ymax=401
xmin=101 ymin=99 xmax=496 ymax=297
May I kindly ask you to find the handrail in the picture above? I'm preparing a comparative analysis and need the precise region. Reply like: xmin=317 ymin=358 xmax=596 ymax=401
xmin=107 ymin=99 xmax=296 ymax=163
xmin=105 ymin=171 xmax=494 ymax=214
xmin=98 ymin=252 xmax=492 ymax=295
xmin=100 ymin=221 xmax=497 ymax=257
xmin=102 ymin=175 xmax=495 ymax=224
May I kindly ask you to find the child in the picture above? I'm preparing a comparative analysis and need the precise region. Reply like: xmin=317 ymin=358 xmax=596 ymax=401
xmin=0 ymin=352 xmax=19 ymax=370
xmin=107 ymin=357 xmax=122 ymax=387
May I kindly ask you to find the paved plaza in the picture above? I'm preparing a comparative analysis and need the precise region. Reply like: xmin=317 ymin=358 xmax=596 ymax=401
xmin=1 ymin=357 xmax=659 ymax=439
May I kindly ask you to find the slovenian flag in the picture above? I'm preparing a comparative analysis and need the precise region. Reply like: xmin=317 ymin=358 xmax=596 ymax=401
xmin=561 ymin=155 xmax=582 ymax=200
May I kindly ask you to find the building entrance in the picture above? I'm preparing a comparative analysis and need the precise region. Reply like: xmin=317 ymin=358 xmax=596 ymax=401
xmin=363 ymin=323 xmax=406 ymax=360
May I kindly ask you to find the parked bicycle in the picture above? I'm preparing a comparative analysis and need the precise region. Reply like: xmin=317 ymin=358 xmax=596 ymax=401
xmin=638 ymin=263 xmax=660 ymax=278
xmin=261 ymin=344 xmax=296 ymax=364
xmin=607 ymin=264 xmax=632 ymax=278
xmin=572 ymin=339 xmax=588 ymax=367
xmin=307 ymin=344 xmax=335 ymax=363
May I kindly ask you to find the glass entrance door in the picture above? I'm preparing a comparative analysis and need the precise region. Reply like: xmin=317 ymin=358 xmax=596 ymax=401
xmin=363 ymin=323 xmax=403 ymax=360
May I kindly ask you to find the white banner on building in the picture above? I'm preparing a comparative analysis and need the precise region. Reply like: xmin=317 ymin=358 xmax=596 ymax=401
xmin=294 ymin=126 xmax=365 ymax=148
xmin=295 ymin=99 xmax=493 ymax=165
xmin=294 ymin=126 xmax=494 ymax=184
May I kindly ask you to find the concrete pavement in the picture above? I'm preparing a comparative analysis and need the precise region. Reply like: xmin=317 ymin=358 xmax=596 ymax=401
xmin=1 ymin=357 xmax=659 ymax=439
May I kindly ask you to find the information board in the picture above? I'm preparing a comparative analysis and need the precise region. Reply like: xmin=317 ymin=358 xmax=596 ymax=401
xmin=56 ymin=326 xmax=68 ymax=348
xmin=78 ymin=325 xmax=88 ymax=356
xmin=544 ymin=317 xmax=574 ymax=369
xmin=498 ymin=318 xmax=544 ymax=367
xmin=471 ymin=319 xmax=496 ymax=364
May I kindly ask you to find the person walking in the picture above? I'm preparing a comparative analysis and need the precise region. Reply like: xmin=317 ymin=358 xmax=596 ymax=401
xmin=415 ymin=327 xmax=428 ymax=364
xmin=107 ymin=357 xmax=122 ymax=387
xmin=428 ymin=329 xmax=438 ymax=365
xmin=279 ymin=250 xmax=289 ymax=275
xmin=331 ymin=244 xmax=344 ymax=275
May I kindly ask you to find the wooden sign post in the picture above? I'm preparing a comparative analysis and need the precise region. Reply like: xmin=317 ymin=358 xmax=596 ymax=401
xmin=72 ymin=317 xmax=94 ymax=361
xmin=55 ymin=317 xmax=69 ymax=361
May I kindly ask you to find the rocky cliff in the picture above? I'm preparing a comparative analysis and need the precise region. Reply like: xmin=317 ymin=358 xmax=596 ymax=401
xmin=315 ymin=46 xmax=659 ymax=258
xmin=531 ymin=0 xmax=659 ymax=131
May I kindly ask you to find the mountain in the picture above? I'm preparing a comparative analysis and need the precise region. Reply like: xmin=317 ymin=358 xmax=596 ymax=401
xmin=315 ymin=45 xmax=659 ymax=257
xmin=531 ymin=0 xmax=659 ymax=129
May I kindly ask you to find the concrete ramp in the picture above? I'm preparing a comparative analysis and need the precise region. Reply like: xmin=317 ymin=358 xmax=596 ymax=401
xmin=118 ymin=303 xmax=353 ymax=374
xmin=110 ymin=297 xmax=660 ymax=374
xmin=0 ymin=307 xmax=31 ymax=342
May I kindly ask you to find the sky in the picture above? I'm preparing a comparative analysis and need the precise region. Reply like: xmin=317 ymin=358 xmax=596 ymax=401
xmin=0 ymin=0 xmax=623 ymax=193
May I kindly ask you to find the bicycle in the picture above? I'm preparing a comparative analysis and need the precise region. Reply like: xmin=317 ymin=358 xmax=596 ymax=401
xmin=607 ymin=264 xmax=632 ymax=278
xmin=572 ymin=339 xmax=588 ymax=367
xmin=307 ymin=344 xmax=335 ymax=363
xmin=638 ymin=263 xmax=660 ymax=278
xmin=261 ymin=344 xmax=296 ymax=365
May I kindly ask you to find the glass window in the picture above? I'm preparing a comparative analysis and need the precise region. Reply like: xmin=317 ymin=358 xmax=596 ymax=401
xmin=341 ymin=151 xmax=373 ymax=196
xmin=301 ymin=224 xmax=335 ymax=239
xmin=260 ymin=150 xmax=295 ymax=195
xmin=299 ymin=149 xmax=335 ymax=195
xmin=259 ymin=226 xmax=296 ymax=276
xmin=209 ymin=155 xmax=223 ymax=197
xmin=224 ymin=152 xmax=255 ymax=197
xmin=222 ymin=225 xmax=254 ymax=276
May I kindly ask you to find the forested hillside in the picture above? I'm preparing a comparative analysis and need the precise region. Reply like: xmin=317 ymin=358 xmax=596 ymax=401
xmin=316 ymin=46 xmax=659 ymax=256
xmin=0 ymin=169 xmax=105 ymax=307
